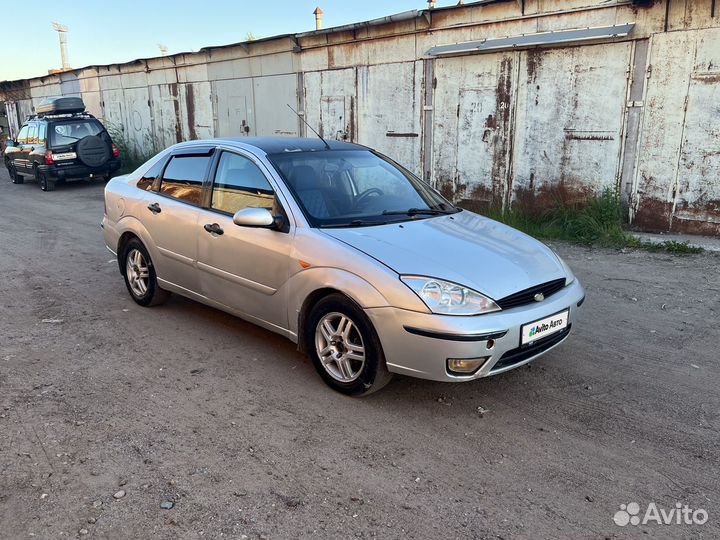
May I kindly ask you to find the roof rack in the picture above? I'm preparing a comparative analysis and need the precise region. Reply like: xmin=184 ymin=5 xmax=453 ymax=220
xmin=28 ymin=111 xmax=97 ymax=121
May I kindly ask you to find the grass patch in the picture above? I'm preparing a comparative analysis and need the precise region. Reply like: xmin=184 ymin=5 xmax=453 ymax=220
xmin=476 ymin=189 xmax=703 ymax=255
xmin=633 ymin=239 xmax=704 ymax=254
xmin=106 ymin=125 xmax=157 ymax=175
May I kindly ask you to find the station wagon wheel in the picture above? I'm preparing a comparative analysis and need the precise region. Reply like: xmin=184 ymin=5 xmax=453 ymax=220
xmin=35 ymin=167 xmax=55 ymax=192
xmin=121 ymin=238 xmax=169 ymax=307
xmin=6 ymin=161 xmax=23 ymax=184
xmin=306 ymin=294 xmax=392 ymax=396
xmin=315 ymin=312 xmax=366 ymax=382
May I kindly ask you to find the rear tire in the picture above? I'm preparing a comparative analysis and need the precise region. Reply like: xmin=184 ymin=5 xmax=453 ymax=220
xmin=35 ymin=168 xmax=55 ymax=192
xmin=305 ymin=293 xmax=393 ymax=396
xmin=121 ymin=238 xmax=170 ymax=307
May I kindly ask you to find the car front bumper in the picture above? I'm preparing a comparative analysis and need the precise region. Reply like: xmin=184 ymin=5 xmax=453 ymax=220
xmin=365 ymin=279 xmax=585 ymax=382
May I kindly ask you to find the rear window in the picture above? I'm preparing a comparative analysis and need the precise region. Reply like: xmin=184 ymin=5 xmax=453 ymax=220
xmin=159 ymin=155 xmax=210 ymax=205
xmin=137 ymin=157 xmax=167 ymax=192
xmin=49 ymin=119 xmax=104 ymax=146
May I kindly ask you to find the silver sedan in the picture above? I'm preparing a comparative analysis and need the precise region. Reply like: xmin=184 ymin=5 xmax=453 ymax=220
xmin=103 ymin=137 xmax=585 ymax=395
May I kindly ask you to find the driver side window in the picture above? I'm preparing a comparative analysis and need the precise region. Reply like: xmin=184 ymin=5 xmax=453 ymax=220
xmin=211 ymin=152 xmax=275 ymax=215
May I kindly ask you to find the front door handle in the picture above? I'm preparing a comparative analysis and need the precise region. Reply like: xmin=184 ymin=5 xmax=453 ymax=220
xmin=147 ymin=202 xmax=162 ymax=214
xmin=204 ymin=223 xmax=224 ymax=235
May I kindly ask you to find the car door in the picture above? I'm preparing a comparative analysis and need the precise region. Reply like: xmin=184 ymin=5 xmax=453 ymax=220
xmin=5 ymin=126 xmax=29 ymax=172
xmin=10 ymin=124 xmax=30 ymax=172
xmin=21 ymin=123 xmax=38 ymax=173
xmin=140 ymin=148 xmax=214 ymax=294
xmin=196 ymin=150 xmax=294 ymax=327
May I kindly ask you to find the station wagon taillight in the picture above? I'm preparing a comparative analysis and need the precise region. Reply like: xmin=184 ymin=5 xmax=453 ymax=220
xmin=45 ymin=151 xmax=54 ymax=165
xmin=111 ymin=143 xmax=120 ymax=158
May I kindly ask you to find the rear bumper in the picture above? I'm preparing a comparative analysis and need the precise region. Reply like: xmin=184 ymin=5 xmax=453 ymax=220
xmin=40 ymin=160 xmax=121 ymax=179
xmin=365 ymin=279 xmax=585 ymax=382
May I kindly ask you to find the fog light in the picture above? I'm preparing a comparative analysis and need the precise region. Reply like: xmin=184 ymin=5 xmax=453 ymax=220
xmin=447 ymin=357 xmax=489 ymax=376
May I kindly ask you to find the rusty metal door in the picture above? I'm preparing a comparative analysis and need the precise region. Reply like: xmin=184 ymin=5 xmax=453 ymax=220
xmin=454 ymin=87 xmax=503 ymax=207
xmin=214 ymin=79 xmax=255 ymax=137
xmin=5 ymin=102 xmax=19 ymax=139
xmin=180 ymin=82 xmax=213 ymax=140
xmin=150 ymin=84 xmax=181 ymax=149
xmin=356 ymin=62 xmax=422 ymax=174
xmin=672 ymin=69 xmax=720 ymax=234
xmin=320 ymin=96 xmax=348 ymax=140
xmin=253 ymin=74 xmax=299 ymax=137
xmin=632 ymin=28 xmax=720 ymax=234
xmin=123 ymin=87 xmax=153 ymax=150
xmin=303 ymin=69 xmax=356 ymax=141
xmin=102 ymin=89 xmax=124 ymax=135
xmin=432 ymin=53 xmax=515 ymax=208
xmin=511 ymin=43 xmax=631 ymax=209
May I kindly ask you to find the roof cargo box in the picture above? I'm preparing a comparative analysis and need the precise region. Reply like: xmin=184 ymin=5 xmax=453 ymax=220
xmin=36 ymin=96 xmax=86 ymax=115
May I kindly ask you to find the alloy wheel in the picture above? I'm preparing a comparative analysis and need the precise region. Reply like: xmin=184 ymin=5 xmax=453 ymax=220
xmin=314 ymin=312 xmax=366 ymax=382
xmin=125 ymin=248 xmax=150 ymax=298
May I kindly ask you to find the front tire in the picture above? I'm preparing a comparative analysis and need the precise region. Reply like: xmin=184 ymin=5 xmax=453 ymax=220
xmin=7 ymin=161 xmax=23 ymax=184
xmin=121 ymin=238 xmax=170 ymax=307
xmin=306 ymin=294 xmax=392 ymax=396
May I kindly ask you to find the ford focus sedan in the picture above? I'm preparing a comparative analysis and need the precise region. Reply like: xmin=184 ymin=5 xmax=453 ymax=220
xmin=103 ymin=137 xmax=584 ymax=395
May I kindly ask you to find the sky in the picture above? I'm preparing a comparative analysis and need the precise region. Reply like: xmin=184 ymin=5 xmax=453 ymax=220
xmin=1 ymin=0 xmax=458 ymax=82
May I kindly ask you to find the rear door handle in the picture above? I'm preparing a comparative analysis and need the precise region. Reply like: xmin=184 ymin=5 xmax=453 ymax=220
xmin=147 ymin=202 xmax=162 ymax=214
xmin=204 ymin=223 xmax=224 ymax=235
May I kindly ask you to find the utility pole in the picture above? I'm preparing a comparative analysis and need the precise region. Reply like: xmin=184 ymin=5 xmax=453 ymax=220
xmin=52 ymin=22 xmax=70 ymax=70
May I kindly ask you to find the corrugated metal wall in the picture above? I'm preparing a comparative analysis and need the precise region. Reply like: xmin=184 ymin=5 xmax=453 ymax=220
xmin=2 ymin=0 xmax=719 ymax=235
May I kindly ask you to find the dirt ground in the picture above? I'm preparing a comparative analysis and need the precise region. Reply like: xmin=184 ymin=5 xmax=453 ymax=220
xmin=0 ymin=169 xmax=718 ymax=540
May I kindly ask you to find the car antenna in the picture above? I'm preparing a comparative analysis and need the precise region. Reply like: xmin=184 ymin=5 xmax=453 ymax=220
xmin=287 ymin=104 xmax=331 ymax=150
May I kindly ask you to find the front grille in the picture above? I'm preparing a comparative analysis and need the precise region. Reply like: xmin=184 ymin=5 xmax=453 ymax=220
xmin=496 ymin=278 xmax=566 ymax=310
xmin=490 ymin=325 xmax=571 ymax=373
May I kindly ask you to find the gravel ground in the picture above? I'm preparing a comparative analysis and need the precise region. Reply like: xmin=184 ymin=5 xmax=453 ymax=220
xmin=0 ymin=169 xmax=718 ymax=540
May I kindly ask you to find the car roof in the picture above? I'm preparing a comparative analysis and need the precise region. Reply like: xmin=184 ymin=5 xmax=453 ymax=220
xmin=182 ymin=136 xmax=367 ymax=155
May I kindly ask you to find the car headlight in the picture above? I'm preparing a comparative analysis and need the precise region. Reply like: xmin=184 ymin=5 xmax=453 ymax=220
xmin=551 ymin=250 xmax=575 ymax=285
xmin=400 ymin=276 xmax=501 ymax=316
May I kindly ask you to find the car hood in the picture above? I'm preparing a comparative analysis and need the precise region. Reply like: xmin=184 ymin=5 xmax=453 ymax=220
xmin=321 ymin=210 xmax=567 ymax=300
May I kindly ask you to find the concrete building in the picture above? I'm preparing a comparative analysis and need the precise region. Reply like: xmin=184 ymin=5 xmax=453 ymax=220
xmin=2 ymin=0 xmax=719 ymax=235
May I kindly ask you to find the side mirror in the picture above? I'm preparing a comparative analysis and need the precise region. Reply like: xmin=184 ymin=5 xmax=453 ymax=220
xmin=5 ymin=139 xmax=16 ymax=147
xmin=233 ymin=207 xmax=280 ymax=229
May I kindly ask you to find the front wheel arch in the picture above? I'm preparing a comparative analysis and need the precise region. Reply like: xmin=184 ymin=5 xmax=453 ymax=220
xmin=297 ymin=287 xmax=346 ymax=354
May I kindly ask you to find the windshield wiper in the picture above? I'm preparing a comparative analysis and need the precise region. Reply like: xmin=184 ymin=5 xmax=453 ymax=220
xmin=382 ymin=207 xmax=456 ymax=216
xmin=320 ymin=219 xmax=389 ymax=229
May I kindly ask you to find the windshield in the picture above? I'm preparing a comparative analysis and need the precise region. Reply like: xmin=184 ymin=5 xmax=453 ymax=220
xmin=268 ymin=150 xmax=457 ymax=228
xmin=49 ymin=119 xmax=104 ymax=147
